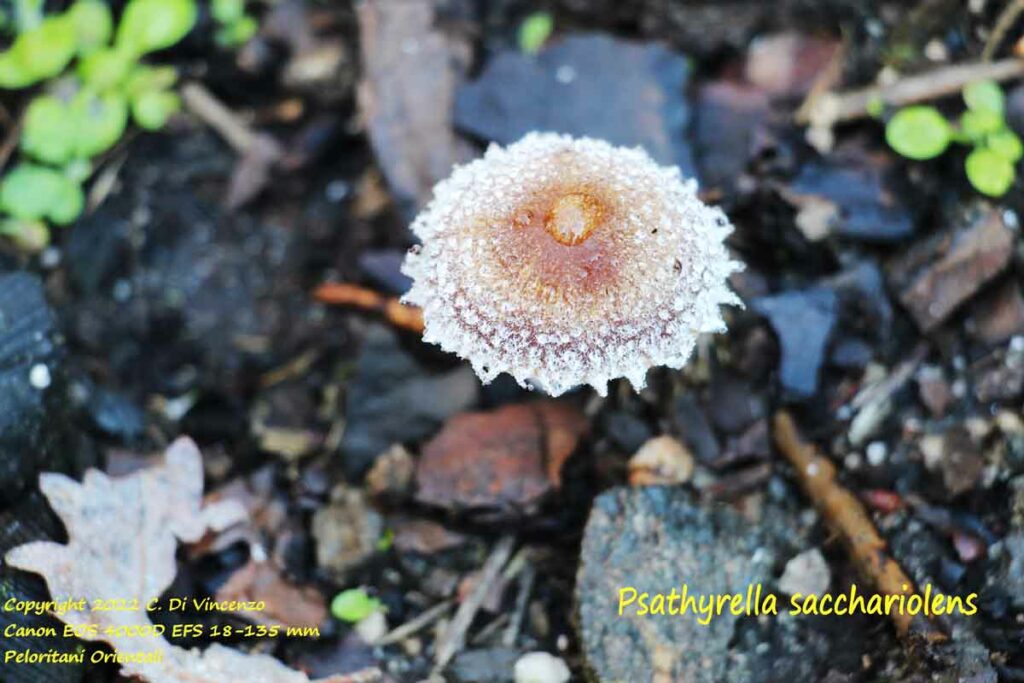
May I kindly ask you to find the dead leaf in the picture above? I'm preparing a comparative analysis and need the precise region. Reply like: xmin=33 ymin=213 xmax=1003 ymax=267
xmin=216 ymin=560 xmax=327 ymax=629
xmin=415 ymin=401 xmax=588 ymax=512
xmin=5 ymin=437 xmax=376 ymax=683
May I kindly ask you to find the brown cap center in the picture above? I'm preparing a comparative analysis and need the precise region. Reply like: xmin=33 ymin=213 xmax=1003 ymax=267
xmin=544 ymin=192 xmax=602 ymax=246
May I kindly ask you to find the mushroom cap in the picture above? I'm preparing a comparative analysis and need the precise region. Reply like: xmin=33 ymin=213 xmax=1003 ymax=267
xmin=402 ymin=132 xmax=741 ymax=396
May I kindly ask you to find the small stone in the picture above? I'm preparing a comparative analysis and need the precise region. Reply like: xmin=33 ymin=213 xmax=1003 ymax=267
xmin=514 ymin=652 xmax=571 ymax=683
xmin=365 ymin=444 xmax=415 ymax=499
xmin=354 ymin=610 xmax=388 ymax=644
xmin=311 ymin=485 xmax=384 ymax=576
xmin=916 ymin=365 xmax=953 ymax=417
xmin=865 ymin=441 xmax=887 ymax=467
xmin=628 ymin=435 xmax=695 ymax=486
xmin=28 ymin=364 xmax=51 ymax=390
xmin=778 ymin=548 xmax=830 ymax=596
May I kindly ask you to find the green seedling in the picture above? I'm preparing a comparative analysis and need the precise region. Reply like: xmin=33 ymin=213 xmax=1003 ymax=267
xmin=885 ymin=79 xmax=1024 ymax=197
xmin=330 ymin=588 xmax=383 ymax=624
xmin=0 ymin=0 xmax=256 ymax=252
xmin=212 ymin=0 xmax=257 ymax=47
xmin=518 ymin=12 xmax=553 ymax=55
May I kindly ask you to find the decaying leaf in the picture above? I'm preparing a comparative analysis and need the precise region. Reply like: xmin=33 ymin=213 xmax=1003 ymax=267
xmin=5 ymin=437 xmax=377 ymax=683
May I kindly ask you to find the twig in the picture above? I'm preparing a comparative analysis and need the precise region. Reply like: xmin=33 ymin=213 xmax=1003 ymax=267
xmin=502 ymin=561 xmax=535 ymax=647
xmin=376 ymin=599 xmax=454 ymax=646
xmin=181 ymin=82 xmax=262 ymax=154
xmin=314 ymin=282 xmax=425 ymax=334
xmin=797 ymin=58 xmax=1024 ymax=126
xmin=984 ymin=0 xmax=1024 ymax=60
xmin=434 ymin=535 xmax=515 ymax=670
xmin=772 ymin=411 xmax=946 ymax=642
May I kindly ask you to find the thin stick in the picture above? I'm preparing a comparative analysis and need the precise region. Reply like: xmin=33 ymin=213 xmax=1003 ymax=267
xmin=181 ymin=82 xmax=262 ymax=154
xmin=983 ymin=0 xmax=1024 ymax=60
xmin=797 ymin=58 xmax=1024 ymax=126
xmin=772 ymin=411 xmax=946 ymax=642
xmin=314 ymin=282 xmax=425 ymax=334
xmin=434 ymin=535 xmax=515 ymax=670
xmin=376 ymin=599 xmax=454 ymax=646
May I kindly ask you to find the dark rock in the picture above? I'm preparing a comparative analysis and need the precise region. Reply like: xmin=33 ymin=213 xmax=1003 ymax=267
xmin=753 ymin=287 xmax=838 ymax=398
xmin=87 ymin=387 xmax=146 ymax=442
xmin=889 ymin=210 xmax=1014 ymax=332
xmin=828 ymin=260 xmax=893 ymax=337
xmin=455 ymin=34 xmax=693 ymax=175
xmin=707 ymin=371 xmax=769 ymax=434
xmin=449 ymin=648 xmax=519 ymax=683
xmin=0 ymin=493 xmax=86 ymax=682
xmin=341 ymin=326 xmax=478 ymax=476
xmin=604 ymin=411 xmax=653 ymax=453
xmin=830 ymin=338 xmax=873 ymax=369
xmin=967 ymin=279 xmax=1024 ymax=346
xmin=577 ymin=487 xmax=819 ymax=682
xmin=358 ymin=249 xmax=413 ymax=295
xmin=717 ymin=419 xmax=771 ymax=468
xmin=785 ymin=154 xmax=914 ymax=242
xmin=671 ymin=394 xmax=720 ymax=463
xmin=0 ymin=274 xmax=82 ymax=505
xmin=693 ymin=81 xmax=769 ymax=192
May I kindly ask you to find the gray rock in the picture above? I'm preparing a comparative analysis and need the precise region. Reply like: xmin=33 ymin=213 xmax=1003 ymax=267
xmin=576 ymin=487 xmax=776 ymax=682
xmin=754 ymin=287 xmax=838 ymax=398
xmin=455 ymin=34 xmax=693 ymax=175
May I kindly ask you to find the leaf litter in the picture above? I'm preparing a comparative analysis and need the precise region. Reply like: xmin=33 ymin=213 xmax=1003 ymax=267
xmin=5 ymin=437 xmax=379 ymax=683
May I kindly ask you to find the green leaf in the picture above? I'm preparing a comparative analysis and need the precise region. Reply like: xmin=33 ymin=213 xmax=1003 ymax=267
xmin=965 ymin=147 xmax=1015 ymax=197
xmin=0 ymin=218 xmax=50 ymax=252
xmin=215 ymin=15 xmax=257 ymax=47
xmin=116 ymin=0 xmax=196 ymax=56
xmin=518 ymin=12 xmax=553 ymax=55
xmin=0 ymin=164 xmax=81 ymax=223
xmin=70 ymin=89 xmax=128 ymax=158
xmin=987 ymin=129 xmax=1024 ymax=162
xmin=0 ymin=15 xmax=78 ymax=89
xmin=22 ymin=95 xmax=78 ymax=165
xmin=78 ymin=47 xmax=132 ymax=90
xmin=330 ymin=589 xmax=382 ymax=623
xmin=960 ymin=109 xmax=1004 ymax=141
xmin=885 ymin=106 xmax=952 ymax=160
xmin=48 ymin=175 xmax=84 ymax=224
xmin=64 ymin=158 xmax=92 ymax=183
xmin=68 ymin=0 xmax=113 ymax=54
xmin=124 ymin=64 xmax=178 ymax=96
xmin=963 ymin=79 xmax=1005 ymax=117
xmin=131 ymin=89 xmax=179 ymax=130
xmin=212 ymin=0 xmax=245 ymax=25
xmin=0 ymin=219 xmax=49 ymax=250
xmin=0 ymin=51 xmax=35 ymax=88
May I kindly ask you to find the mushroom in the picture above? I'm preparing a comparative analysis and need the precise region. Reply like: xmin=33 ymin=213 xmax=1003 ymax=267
xmin=401 ymin=132 xmax=741 ymax=396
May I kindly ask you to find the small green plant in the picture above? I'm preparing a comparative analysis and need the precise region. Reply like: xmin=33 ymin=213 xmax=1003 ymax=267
xmin=330 ymin=588 xmax=383 ymax=624
xmin=884 ymin=79 xmax=1023 ymax=198
xmin=518 ymin=12 xmax=553 ymax=55
xmin=0 ymin=0 xmax=256 ymax=251
xmin=211 ymin=0 xmax=257 ymax=47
